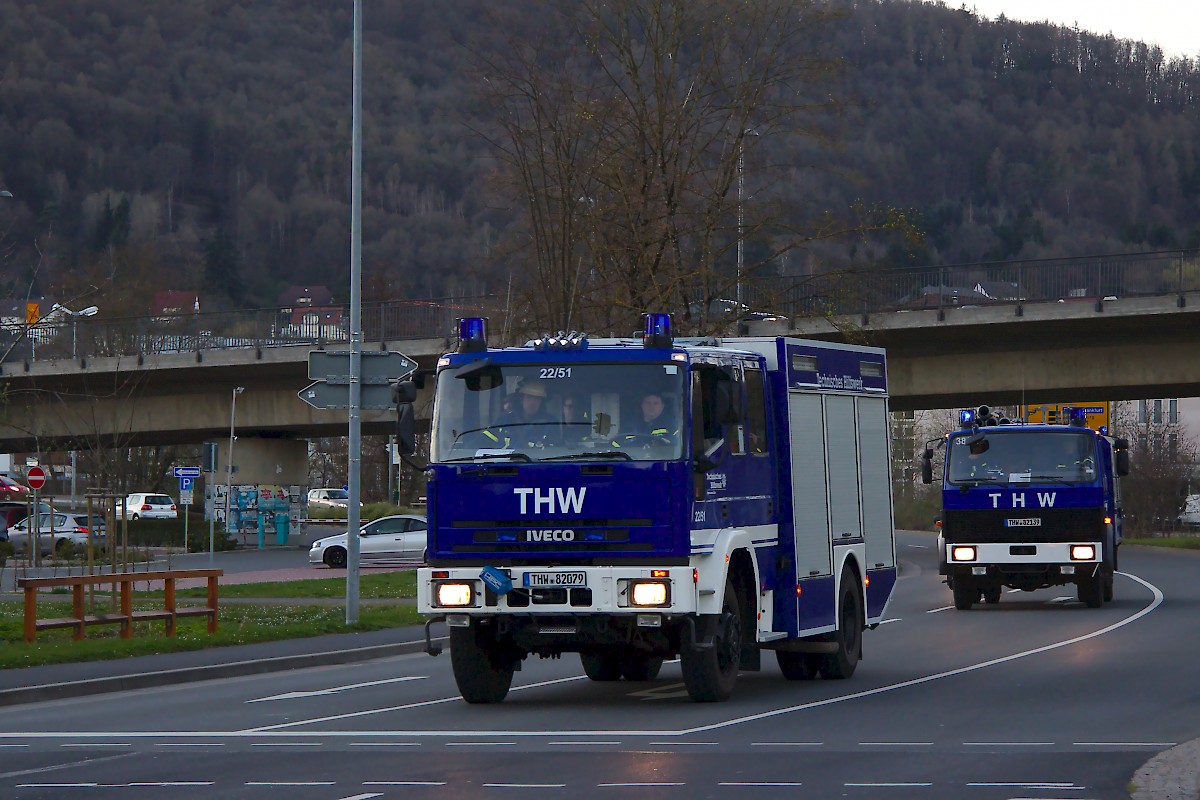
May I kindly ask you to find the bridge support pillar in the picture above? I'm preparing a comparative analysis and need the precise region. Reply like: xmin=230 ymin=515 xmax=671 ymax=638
xmin=220 ymin=437 xmax=309 ymax=487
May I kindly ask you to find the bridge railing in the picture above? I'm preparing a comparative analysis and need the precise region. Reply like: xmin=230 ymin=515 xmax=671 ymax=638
xmin=748 ymin=249 xmax=1200 ymax=319
xmin=1 ymin=298 xmax=488 ymax=364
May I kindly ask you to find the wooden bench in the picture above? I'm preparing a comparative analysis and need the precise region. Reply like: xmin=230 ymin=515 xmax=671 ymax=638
xmin=18 ymin=569 xmax=223 ymax=643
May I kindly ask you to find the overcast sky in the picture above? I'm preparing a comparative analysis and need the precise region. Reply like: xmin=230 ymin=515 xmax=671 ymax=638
xmin=942 ymin=1 xmax=1199 ymax=60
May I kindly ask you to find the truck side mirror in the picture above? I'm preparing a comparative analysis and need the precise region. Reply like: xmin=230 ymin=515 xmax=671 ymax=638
xmin=921 ymin=449 xmax=933 ymax=485
xmin=393 ymin=379 xmax=418 ymax=456
xmin=1113 ymin=437 xmax=1130 ymax=477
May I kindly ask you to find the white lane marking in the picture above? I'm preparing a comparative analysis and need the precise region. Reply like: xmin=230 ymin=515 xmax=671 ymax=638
xmin=599 ymin=783 xmax=686 ymax=787
xmin=0 ymin=572 xmax=1163 ymax=743
xmin=926 ymin=605 xmax=954 ymax=613
xmin=350 ymin=742 xmax=421 ymax=747
xmin=875 ymin=618 xmax=902 ymax=625
xmin=1074 ymin=742 xmax=1176 ymax=746
xmin=247 ymin=781 xmax=337 ymax=786
xmin=60 ymin=743 xmax=131 ymax=748
xmin=338 ymin=794 xmax=384 ymax=800
xmin=964 ymin=742 xmax=1053 ymax=746
xmin=751 ymin=742 xmax=823 ymax=746
xmin=1049 ymin=597 xmax=1075 ymax=604
xmin=364 ymin=782 xmax=447 ymax=786
xmin=846 ymin=782 xmax=932 ymax=787
xmin=647 ymin=741 xmax=718 ymax=746
xmin=860 ymin=742 xmax=933 ymax=746
xmin=251 ymin=742 xmax=322 ymax=746
xmin=18 ymin=785 xmax=99 ymax=789
xmin=155 ymin=743 xmax=225 ymax=747
xmin=245 ymin=675 xmax=588 ymax=732
xmin=548 ymin=741 xmax=622 ymax=746
xmin=720 ymin=782 xmax=803 ymax=787
xmin=446 ymin=742 xmax=515 ymax=746
xmin=484 ymin=784 xmax=566 ymax=789
xmin=1008 ymin=588 xmax=1022 ymax=593
xmin=967 ymin=783 xmax=1081 ymax=788
xmin=128 ymin=784 xmax=215 ymax=788
xmin=908 ymin=544 xmax=929 ymax=549
xmin=629 ymin=683 xmax=691 ymax=700
xmin=0 ymin=744 xmax=29 ymax=747
xmin=247 ymin=676 xmax=426 ymax=703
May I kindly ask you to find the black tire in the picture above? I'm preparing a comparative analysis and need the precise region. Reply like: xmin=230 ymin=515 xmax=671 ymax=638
xmin=818 ymin=569 xmax=863 ymax=680
xmin=681 ymin=579 xmax=742 ymax=702
xmin=130 ymin=513 xmax=140 ymax=521
xmin=1077 ymin=571 xmax=1104 ymax=608
xmin=323 ymin=546 xmax=347 ymax=568
xmin=982 ymin=584 xmax=1002 ymax=604
xmin=54 ymin=539 xmax=72 ymax=557
xmin=952 ymin=577 xmax=976 ymax=610
xmin=619 ymin=655 xmax=663 ymax=682
xmin=1102 ymin=553 xmax=1115 ymax=603
xmin=580 ymin=653 xmax=622 ymax=681
xmin=775 ymin=650 xmax=818 ymax=681
xmin=450 ymin=625 xmax=515 ymax=703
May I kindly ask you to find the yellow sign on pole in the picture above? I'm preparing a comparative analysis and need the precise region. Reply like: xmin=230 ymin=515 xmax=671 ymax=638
xmin=1022 ymin=401 xmax=1110 ymax=430
xmin=25 ymin=302 xmax=39 ymax=325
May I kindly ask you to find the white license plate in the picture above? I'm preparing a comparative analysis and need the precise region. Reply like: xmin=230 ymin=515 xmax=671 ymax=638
xmin=1005 ymin=518 xmax=1042 ymax=527
xmin=523 ymin=571 xmax=587 ymax=588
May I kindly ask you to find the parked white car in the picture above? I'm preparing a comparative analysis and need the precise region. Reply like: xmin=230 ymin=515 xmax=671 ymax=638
xmin=308 ymin=514 xmax=427 ymax=568
xmin=307 ymin=488 xmax=361 ymax=510
xmin=123 ymin=493 xmax=178 ymax=520
xmin=9 ymin=512 xmax=107 ymax=556
xmin=1178 ymin=494 xmax=1200 ymax=528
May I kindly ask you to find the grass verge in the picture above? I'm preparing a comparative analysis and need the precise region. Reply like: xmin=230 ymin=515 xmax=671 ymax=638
xmin=1125 ymin=536 xmax=1200 ymax=550
xmin=173 ymin=570 xmax=418 ymax=600
xmin=0 ymin=600 xmax=425 ymax=670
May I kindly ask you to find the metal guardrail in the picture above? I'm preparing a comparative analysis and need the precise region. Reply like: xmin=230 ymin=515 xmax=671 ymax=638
xmin=746 ymin=249 xmax=1200 ymax=320
xmin=1 ymin=298 xmax=488 ymax=364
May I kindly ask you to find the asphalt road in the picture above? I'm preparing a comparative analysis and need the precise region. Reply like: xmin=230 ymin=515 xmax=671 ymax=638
xmin=1 ymin=531 xmax=1197 ymax=800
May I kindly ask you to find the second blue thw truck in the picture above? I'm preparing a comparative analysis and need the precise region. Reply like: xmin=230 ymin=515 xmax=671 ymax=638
xmin=405 ymin=315 xmax=897 ymax=703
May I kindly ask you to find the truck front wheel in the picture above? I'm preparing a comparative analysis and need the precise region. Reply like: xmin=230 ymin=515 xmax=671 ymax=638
xmin=620 ymin=655 xmax=663 ymax=681
xmin=681 ymin=579 xmax=741 ymax=702
xmin=1077 ymin=569 xmax=1104 ymax=608
xmin=450 ymin=625 xmax=516 ymax=703
xmin=580 ymin=653 xmax=622 ymax=681
xmin=952 ymin=577 xmax=977 ymax=610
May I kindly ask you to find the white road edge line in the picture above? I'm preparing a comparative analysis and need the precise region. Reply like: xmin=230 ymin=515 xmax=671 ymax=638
xmin=0 ymin=572 xmax=1162 ymax=742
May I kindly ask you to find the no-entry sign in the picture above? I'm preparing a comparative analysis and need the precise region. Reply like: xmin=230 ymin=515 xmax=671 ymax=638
xmin=26 ymin=466 xmax=47 ymax=490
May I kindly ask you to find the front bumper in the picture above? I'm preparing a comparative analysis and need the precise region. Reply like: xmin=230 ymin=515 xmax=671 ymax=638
xmin=945 ymin=541 xmax=1101 ymax=567
xmin=417 ymin=565 xmax=696 ymax=615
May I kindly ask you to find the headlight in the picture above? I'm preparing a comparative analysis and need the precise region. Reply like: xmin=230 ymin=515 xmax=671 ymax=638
xmin=435 ymin=582 xmax=475 ymax=607
xmin=1071 ymin=544 xmax=1096 ymax=561
xmin=631 ymin=580 xmax=670 ymax=607
xmin=950 ymin=546 xmax=977 ymax=562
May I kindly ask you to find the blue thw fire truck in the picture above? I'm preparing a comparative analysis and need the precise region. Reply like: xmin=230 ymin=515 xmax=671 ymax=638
xmin=400 ymin=314 xmax=897 ymax=703
xmin=921 ymin=405 xmax=1130 ymax=610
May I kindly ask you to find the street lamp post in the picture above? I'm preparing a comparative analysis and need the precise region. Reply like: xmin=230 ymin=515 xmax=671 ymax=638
xmin=225 ymin=387 xmax=245 ymax=539
xmin=53 ymin=303 xmax=99 ymax=359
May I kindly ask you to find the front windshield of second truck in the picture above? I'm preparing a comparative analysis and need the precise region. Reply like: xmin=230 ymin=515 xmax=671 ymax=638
xmin=947 ymin=430 xmax=1097 ymax=484
xmin=431 ymin=362 xmax=686 ymax=463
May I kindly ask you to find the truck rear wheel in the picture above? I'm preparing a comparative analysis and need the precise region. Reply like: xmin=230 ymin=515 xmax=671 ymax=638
xmin=817 ymin=569 xmax=863 ymax=680
xmin=620 ymin=655 xmax=663 ymax=681
xmin=580 ymin=653 xmax=622 ymax=681
xmin=450 ymin=625 xmax=516 ymax=703
xmin=681 ymin=579 xmax=741 ymax=702
xmin=776 ymin=650 xmax=817 ymax=681
xmin=982 ymin=584 xmax=1002 ymax=604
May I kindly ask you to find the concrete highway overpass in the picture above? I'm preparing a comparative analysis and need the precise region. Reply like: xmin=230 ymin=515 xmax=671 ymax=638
xmin=2 ymin=292 xmax=1199 ymax=456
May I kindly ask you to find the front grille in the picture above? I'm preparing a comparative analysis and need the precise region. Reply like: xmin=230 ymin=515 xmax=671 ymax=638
xmin=453 ymin=518 xmax=653 ymax=528
xmin=944 ymin=507 xmax=1103 ymax=543
xmin=452 ymin=542 xmax=656 ymax=553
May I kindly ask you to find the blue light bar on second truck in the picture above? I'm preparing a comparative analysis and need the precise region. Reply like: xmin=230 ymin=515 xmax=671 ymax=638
xmin=457 ymin=317 xmax=488 ymax=353
xmin=959 ymin=409 xmax=976 ymax=426
xmin=643 ymin=313 xmax=673 ymax=348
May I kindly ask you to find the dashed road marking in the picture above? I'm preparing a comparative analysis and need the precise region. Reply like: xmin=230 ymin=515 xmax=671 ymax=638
xmin=484 ymin=784 xmax=567 ymax=789
xmin=599 ymin=782 xmax=685 ymax=787
xmin=364 ymin=781 xmax=446 ymax=786
xmin=247 ymin=676 xmax=426 ymax=703
xmin=926 ymin=605 xmax=954 ymax=613
xmin=751 ymin=742 xmax=823 ymax=747
xmin=846 ymin=782 xmax=932 ymax=787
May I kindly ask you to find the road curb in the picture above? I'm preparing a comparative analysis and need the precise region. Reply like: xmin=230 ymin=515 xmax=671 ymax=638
xmin=0 ymin=635 xmax=441 ymax=709
xmin=1132 ymin=737 xmax=1200 ymax=800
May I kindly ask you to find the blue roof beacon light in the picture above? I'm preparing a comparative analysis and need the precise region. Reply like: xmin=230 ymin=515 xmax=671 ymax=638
xmin=457 ymin=317 xmax=488 ymax=353
xmin=1067 ymin=406 xmax=1088 ymax=427
xmin=1099 ymin=425 xmax=1109 ymax=436
xmin=643 ymin=313 xmax=673 ymax=348
xmin=959 ymin=408 xmax=976 ymax=426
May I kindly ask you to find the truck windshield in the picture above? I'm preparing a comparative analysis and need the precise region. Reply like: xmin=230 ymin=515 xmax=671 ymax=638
xmin=946 ymin=430 xmax=1098 ymax=485
xmin=431 ymin=362 xmax=686 ymax=463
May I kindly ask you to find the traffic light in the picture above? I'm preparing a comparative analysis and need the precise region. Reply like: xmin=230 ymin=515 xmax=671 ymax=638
xmin=202 ymin=442 xmax=219 ymax=472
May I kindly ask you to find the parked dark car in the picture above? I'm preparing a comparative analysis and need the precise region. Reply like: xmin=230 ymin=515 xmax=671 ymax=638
xmin=0 ymin=500 xmax=52 ymax=528
xmin=0 ymin=475 xmax=31 ymax=502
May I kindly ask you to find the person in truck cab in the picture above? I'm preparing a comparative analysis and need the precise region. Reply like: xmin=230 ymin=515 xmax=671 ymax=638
xmin=495 ymin=379 xmax=556 ymax=447
xmin=619 ymin=391 xmax=678 ymax=446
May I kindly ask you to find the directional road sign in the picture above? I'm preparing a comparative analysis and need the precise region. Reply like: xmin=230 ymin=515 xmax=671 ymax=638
xmin=308 ymin=350 xmax=417 ymax=385
xmin=300 ymin=349 xmax=417 ymax=410
xmin=173 ymin=466 xmax=202 ymax=478
xmin=298 ymin=381 xmax=398 ymax=411
xmin=26 ymin=466 xmax=47 ymax=490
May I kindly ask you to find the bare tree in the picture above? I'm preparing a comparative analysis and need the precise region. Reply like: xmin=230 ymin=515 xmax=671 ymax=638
xmin=474 ymin=0 xmax=910 ymax=337
xmin=1111 ymin=400 xmax=1198 ymax=536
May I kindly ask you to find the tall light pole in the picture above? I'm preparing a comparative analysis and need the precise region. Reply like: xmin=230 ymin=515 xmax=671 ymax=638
xmin=345 ymin=0 xmax=365 ymax=624
xmin=53 ymin=303 xmax=99 ymax=359
xmin=225 ymin=387 xmax=245 ymax=538
xmin=735 ymin=128 xmax=759 ymax=309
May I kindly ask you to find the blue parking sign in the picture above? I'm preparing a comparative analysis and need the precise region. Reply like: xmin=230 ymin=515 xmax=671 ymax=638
xmin=179 ymin=476 xmax=194 ymax=492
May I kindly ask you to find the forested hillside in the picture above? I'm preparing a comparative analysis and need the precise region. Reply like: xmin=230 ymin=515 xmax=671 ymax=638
xmin=1 ymin=0 xmax=1197 ymax=314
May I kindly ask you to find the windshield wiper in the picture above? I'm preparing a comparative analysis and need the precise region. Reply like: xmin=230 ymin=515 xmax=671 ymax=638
xmin=439 ymin=452 xmax=534 ymax=463
xmin=540 ymin=451 xmax=633 ymax=462
xmin=1026 ymin=474 xmax=1086 ymax=485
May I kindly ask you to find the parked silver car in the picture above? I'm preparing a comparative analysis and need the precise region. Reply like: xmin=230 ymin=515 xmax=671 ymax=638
xmin=8 ymin=512 xmax=107 ymax=556
xmin=122 ymin=493 xmax=178 ymax=520
xmin=309 ymin=514 xmax=427 ymax=568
